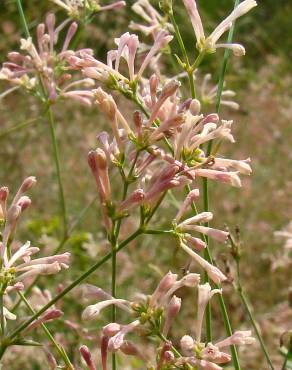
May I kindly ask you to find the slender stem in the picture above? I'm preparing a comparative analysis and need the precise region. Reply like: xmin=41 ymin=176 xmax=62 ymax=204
xmin=0 ymin=285 xmax=7 ymax=336
xmin=234 ymin=258 xmax=274 ymax=370
xmin=6 ymin=229 xmax=143 ymax=344
xmin=282 ymin=345 xmax=292 ymax=370
xmin=47 ymin=107 xmax=68 ymax=239
xmin=17 ymin=292 xmax=74 ymax=369
xmin=15 ymin=0 xmax=30 ymax=38
xmin=0 ymin=118 xmax=39 ymax=140
xmin=168 ymin=11 xmax=196 ymax=99
xmin=237 ymin=288 xmax=274 ymax=370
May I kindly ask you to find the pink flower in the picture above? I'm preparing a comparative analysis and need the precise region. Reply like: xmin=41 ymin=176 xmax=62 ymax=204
xmin=182 ymin=0 xmax=257 ymax=55
xmin=180 ymin=242 xmax=227 ymax=284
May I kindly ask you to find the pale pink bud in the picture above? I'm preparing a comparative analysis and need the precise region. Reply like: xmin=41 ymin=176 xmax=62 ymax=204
xmin=184 ymin=235 xmax=206 ymax=250
xmin=0 ymin=187 xmax=9 ymax=202
xmin=96 ymin=148 xmax=111 ymax=201
xmin=215 ymin=330 xmax=255 ymax=348
xmin=189 ymin=225 xmax=229 ymax=243
xmin=44 ymin=348 xmax=57 ymax=370
xmin=99 ymin=1 xmax=126 ymax=12
xmin=0 ymin=186 xmax=9 ymax=219
xmin=148 ymin=80 xmax=180 ymax=126
xmin=81 ymin=284 xmax=112 ymax=301
xmin=108 ymin=320 xmax=140 ymax=352
xmin=17 ymin=196 xmax=31 ymax=212
xmin=179 ymin=212 xmax=213 ymax=228
xmin=19 ymin=176 xmax=37 ymax=193
xmin=120 ymin=341 xmax=142 ymax=357
xmin=182 ymin=0 xmax=205 ymax=43
xmin=175 ymin=189 xmax=200 ymax=222
xmin=196 ymin=283 xmax=222 ymax=341
xmin=189 ymin=99 xmax=201 ymax=115
xmin=180 ymin=242 xmax=227 ymax=284
xmin=82 ymin=299 xmax=129 ymax=321
xmin=80 ymin=345 xmax=96 ymax=370
xmin=137 ymin=30 xmax=173 ymax=79
xmin=197 ymin=359 xmax=223 ymax=370
xmin=103 ymin=323 xmax=122 ymax=337
xmin=62 ymin=22 xmax=78 ymax=52
xmin=101 ymin=336 xmax=109 ymax=370
xmin=195 ymin=169 xmax=242 ymax=187
xmin=118 ymin=189 xmax=145 ymax=212
xmin=163 ymin=295 xmax=181 ymax=335
xmin=201 ymin=344 xmax=231 ymax=363
xmin=180 ymin=335 xmax=194 ymax=352
xmin=164 ymin=350 xmax=175 ymax=362
xmin=16 ymin=261 xmax=63 ymax=281
xmin=133 ymin=111 xmax=143 ymax=140
xmin=25 ymin=309 xmax=63 ymax=332
xmin=150 ymin=271 xmax=178 ymax=306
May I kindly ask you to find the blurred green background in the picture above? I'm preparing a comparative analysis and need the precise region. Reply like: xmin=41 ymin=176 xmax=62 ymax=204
xmin=0 ymin=0 xmax=291 ymax=369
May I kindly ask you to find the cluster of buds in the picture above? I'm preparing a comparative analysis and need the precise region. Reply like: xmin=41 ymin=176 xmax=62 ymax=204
xmin=50 ymin=0 xmax=125 ymax=19
xmin=80 ymin=273 xmax=255 ymax=369
xmin=0 ymin=13 xmax=95 ymax=105
xmin=0 ymin=178 xmax=70 ymax=322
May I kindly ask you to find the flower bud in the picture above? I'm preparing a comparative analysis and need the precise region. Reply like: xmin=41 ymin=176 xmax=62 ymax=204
xmin=190 ymin=99 xmax=201 ymax=115
xmin=79 ymin=345 xmax=96 ymax=370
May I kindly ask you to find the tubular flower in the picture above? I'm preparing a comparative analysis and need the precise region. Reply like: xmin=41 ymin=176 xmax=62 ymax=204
xmin=182 ymin=0 xmax=257 ymax=55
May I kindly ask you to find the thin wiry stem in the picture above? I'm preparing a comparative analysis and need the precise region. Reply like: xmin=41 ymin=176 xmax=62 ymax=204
xmin=17 ymin=292 xmax=74 ymax=369
xmin=0 ymin=118 xmax=39 ymax=139
xmin=232 ymin=245 xmax=275 ymax=370
xmin=47 ymin=107 xmax=68 ymax=239
xmin=15 ymin=0 xmax=30 ymax=38
xmin=168 ymin=11 xmax=196 ymax=99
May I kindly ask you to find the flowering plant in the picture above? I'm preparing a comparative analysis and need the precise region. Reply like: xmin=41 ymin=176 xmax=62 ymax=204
xmin=0 ymin=0 xmax=287 ymax=369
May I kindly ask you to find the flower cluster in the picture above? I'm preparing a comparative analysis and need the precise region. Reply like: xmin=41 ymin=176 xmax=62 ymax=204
xmin=80 ymin=274 xmax=254 ymax=369
xmin=0 ymin=178 xmax=70 ymax=322
xmin=0 ymin=13 xmax=95 ymax=105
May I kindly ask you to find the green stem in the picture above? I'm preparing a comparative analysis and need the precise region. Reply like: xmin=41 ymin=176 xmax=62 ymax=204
xmin=47 ymin=107 xmax=68 ymax=239
xmin=234 ymin=259 xmax=274 ymax=370
xmin=18 ymin=292 xmax=74 ymax=369
xmin=237 ymin=288 xmax=274 ymax=370
xmin=15 ymin=0 xmax=30 ymax=38
xmin=0 ymin=285 xmax=7 ymax=336
xmin=0 ymin=118 xmax=39 ymax=140
xmin=168 ymin=11 xmax=196 ymax=98
xmin=6 ymin=229 xmax=143 ymax=344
